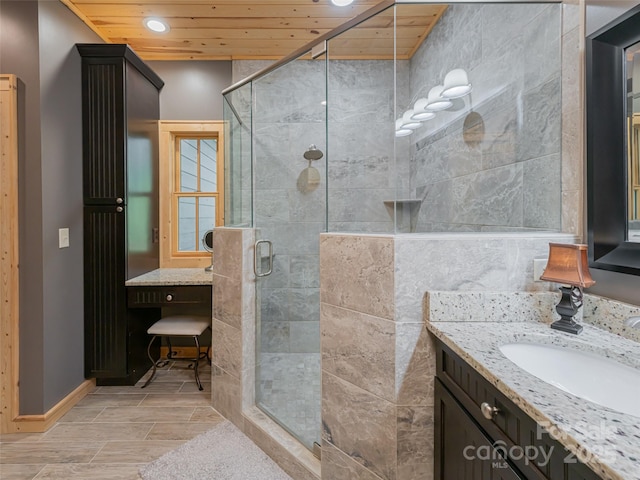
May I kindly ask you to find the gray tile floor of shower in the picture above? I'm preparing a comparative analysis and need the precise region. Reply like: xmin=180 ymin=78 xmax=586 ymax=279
xmin=257 ymin=352 xmax=321 ymax=450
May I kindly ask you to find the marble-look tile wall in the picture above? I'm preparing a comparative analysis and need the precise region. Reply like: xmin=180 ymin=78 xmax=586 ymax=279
xmin=326 ymin=58 xmax=410 ymax=233
xmin=407 ymin=3 xmax=563 ymax=233
xmin=319 ymin=231 xmax=577 ymax=480
xmin=232 ymin=57 xmax=411 ymax=238
xmin=231 ymin=4 xmax=574 ymax=238
xmin=251 ymin=58 xmax=326 ymax=355
xmin=320 ymin=234 xmax=403 ymax=480
xmin=238 ymin=56 xmax=412 ymax=354
xmin=560 ymin=0 xmax=583 ymax=237
xmin=229 ymin=0 xmax=582 ymax=239
xmin=211 ymin=228 xmax=256 ymax=428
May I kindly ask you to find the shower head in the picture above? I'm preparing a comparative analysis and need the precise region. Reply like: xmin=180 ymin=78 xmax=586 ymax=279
xmin=303 ymin=144 xmax=323 ymax=161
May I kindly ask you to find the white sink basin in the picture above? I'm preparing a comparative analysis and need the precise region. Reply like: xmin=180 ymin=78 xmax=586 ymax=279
xmin=499 ymin=343 xmax=640 ymax=418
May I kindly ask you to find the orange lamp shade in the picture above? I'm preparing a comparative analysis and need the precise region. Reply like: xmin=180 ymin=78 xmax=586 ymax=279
xmin=540 ymin=243 xmax=596 ymax=288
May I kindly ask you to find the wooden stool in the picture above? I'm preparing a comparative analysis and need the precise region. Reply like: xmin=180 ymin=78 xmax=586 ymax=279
xmin=141 ymin=315 xmax=211 ymax=391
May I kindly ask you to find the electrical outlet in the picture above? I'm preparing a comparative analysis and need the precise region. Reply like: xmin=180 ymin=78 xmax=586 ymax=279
xmin=59 ymin=228 xmax=70 ymax=248
xmin=533 ymin=258 xmax=548 ymax=282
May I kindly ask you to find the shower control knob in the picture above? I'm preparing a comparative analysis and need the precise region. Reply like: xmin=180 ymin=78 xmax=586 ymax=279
xmin=481 ymin=402 xmax=500 ymax=420
xmin=166 ymin=294 xmax=173 ymax=302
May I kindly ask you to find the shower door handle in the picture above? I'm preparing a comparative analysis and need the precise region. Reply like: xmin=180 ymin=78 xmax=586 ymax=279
xmin=254 ymin=239 xmax=273 ymax=277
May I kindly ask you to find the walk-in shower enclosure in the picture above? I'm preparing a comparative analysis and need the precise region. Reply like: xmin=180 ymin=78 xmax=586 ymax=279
xmin=223 ymin=0 xmax=562 ymax=453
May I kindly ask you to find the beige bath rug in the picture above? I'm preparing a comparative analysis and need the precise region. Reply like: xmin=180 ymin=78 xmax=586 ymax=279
xmin=139 ymin=420 xmax=292 ymax=480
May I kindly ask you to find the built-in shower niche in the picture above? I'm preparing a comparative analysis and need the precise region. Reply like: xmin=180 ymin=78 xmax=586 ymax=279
xmin=383 ymin=199 xmax=422 ymax=233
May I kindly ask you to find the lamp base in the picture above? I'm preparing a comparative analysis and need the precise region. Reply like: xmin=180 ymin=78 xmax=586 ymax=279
xmin=550 ymin=318 xmax=583 ymax=335
xmin=551 ymin=286 xmax=583 ymax=335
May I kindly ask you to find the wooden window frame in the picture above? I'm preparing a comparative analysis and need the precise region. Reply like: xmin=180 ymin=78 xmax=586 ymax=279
xmin=159 ymin=121 xmax=224 ymax=268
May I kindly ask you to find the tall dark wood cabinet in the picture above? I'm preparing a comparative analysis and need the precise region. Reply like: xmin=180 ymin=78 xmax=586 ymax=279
xmin=78 ymin=44 xmax=164 ymax=385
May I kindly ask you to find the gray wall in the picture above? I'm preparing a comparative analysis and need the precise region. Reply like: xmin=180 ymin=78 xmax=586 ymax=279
xmin=147 ymin=61 xmax=232 ymax=120
xmin=0 ymin=0 xmax=102 ymax=413
xmin=1 ymin=0 xmax=45 ymax=415
xmin=39 ymin=0 xmax=99 ymax=411
xmin=585 ymin=0 xmax=640 ymax=306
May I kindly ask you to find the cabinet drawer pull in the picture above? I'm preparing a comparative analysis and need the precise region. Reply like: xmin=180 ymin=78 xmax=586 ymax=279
xmin=166 ymin=294 xmax=173 ymax=302
xmin=481 ymin=402 xmax=500 ymax=420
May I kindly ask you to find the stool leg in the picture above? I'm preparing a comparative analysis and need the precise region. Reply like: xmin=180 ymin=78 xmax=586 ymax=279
xmin=167 ymin=337 xmax=174 ymax=360
xmin=204 ymin=325 xmax=212 ymax=364
xmin=193 ymin=335 xmax=203 ymax=391
xmin=142 ymin=335 xmax=159 ymax=389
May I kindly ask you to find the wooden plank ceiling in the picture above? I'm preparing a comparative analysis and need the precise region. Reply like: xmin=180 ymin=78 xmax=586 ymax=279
xmin=60 ymin=0 xmax=447 ymax=60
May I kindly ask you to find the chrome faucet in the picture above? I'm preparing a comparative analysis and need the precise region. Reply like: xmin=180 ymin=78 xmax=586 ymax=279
xmin=625 ymin=316 xmax=640 ymax=329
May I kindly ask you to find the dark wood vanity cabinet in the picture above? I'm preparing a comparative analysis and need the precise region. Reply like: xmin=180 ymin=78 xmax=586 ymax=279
xmin=434 ymin=340 xmax=602 ymax=480
xmin=436 ymin=379 xmax=523 ymax=480
xmin=78 ymin=44 xmax=164 ymax=385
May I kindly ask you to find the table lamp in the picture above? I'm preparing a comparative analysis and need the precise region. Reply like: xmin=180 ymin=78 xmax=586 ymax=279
xmin=540 ymin=243 xmax=596 ymax=334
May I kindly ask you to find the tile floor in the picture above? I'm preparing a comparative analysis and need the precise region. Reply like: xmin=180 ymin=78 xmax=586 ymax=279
xmin=0 ymin=361 xmax=224 ymax=480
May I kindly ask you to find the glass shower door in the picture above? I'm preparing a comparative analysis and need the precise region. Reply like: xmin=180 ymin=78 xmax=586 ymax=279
xmin=252 ymin=51 xmax=327 ymax=452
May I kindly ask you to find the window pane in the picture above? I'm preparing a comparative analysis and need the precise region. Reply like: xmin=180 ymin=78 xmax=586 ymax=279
xmin=180 ymin=139 xmax=198 ymax=192
xmin=200 ymin=139 xmax=218 ymax=192
xmin=178 ymin=197 xmax=196 ymax=251
xmin=198 ymin=197 xmax=216 ymax=248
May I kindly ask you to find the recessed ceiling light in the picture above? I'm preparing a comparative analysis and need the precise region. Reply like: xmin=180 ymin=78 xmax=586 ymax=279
xmin=331 ymin=0 xmax=354 ymax=6
xmin=144 ymin=17 xmax=170 ymax=34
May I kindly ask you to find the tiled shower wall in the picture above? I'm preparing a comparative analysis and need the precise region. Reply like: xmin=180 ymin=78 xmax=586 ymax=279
xmin=234 ymin=3 xmax=568 ymax=238
xmin=236 ymin=57 xmax=412 ymax=355
xmin=251 ymin=59 xmax=326 ymax=356
xmin=406 ymin=3 xmax=563 ymax=232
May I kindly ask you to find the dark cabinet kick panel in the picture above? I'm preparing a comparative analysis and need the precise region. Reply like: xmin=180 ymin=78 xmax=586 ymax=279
xmin=434 ymin=339 xmax=602 ymax=480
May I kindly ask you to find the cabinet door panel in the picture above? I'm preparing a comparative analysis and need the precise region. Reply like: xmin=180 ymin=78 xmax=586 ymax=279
xmin=436 ymin=341 xmax=607 ymax=480
xmin=84 ymin=206 xmax=127 ymax=377
xmin=435 ymin=378 xmax=524 ymax=480
xmin=81 ymin=58 xmax=126 ymax=204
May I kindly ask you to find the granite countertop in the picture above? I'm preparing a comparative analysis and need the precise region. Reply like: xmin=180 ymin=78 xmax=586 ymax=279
xmin=126 ymin=268 xmax=213 ymax=286
xmin=425 ymin=294 xmax=640 ymax=480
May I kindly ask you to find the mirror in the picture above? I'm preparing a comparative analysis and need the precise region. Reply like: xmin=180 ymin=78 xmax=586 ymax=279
xmin=202 ymin=229 xmax=213 ymax=272
xmin=586 ymin=4 xmax=640 ymax=275
xmin=629 ymin=40 xmax=640 ymax=242
xmin=202 ymin=229 xmax=214 ymax=252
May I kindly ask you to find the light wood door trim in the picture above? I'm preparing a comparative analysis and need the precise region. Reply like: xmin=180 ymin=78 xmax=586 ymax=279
xmin=0 ymin=74 xmax=20 ymax=433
